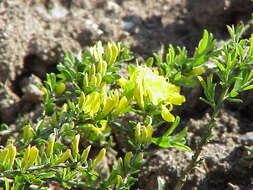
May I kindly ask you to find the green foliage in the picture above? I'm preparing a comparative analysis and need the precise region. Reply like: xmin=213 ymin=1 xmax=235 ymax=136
xmin=174 ymin=24 xmax=253 ymax=190
xmin=0 ymin=41 xmax=189 ymax=189
xmin=198 ymin=25 xmax=253 ymax=112
xmin=151 ymin=30 xmax=216 ymax=87
xmin=1 ymin=24 xmax=252 ymax=190
xmin=152 ymin=117 xmax=191 ymax=151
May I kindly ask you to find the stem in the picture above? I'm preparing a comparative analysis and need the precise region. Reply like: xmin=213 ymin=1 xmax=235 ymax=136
xmin=0 ymin=163 xmax=76 ymax=177
xmin=174 ymin=87 xmax=228 ymax=190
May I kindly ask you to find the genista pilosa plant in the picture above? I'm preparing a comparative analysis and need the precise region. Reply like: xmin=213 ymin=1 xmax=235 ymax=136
xmin=0 ymin=24 xmax=252 ymax=190
xmin=0 ymin=41 xmax=190 ymax=189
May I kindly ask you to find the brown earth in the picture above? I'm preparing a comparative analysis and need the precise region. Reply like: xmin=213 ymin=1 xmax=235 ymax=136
xmin=0 ymin=0 xmax=253 ymax=189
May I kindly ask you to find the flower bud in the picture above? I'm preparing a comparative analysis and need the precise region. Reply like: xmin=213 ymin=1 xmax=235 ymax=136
xmin=90 ymin=92 xmax=102 ymax=117
xmin=83 ymin=73 xmax=89 ymax=89
xmin=116 ymin=175 xmax=123 ymax=188
xmin=83 ymin=93 xmax=93 ymax=113
xmin=90 ymin=41 xmax=104 ymax=62
xmin=96 ymin=73 xmax=102 ymax=86
xmin=124 ymin=152 xmax=133 ymax=169
xmin=101 ymin=60 xmax=107 ymax=76
xmin=92 ymin=148 xmax=106 ymax=168
xmin=24 ymin=146 xmax=39 ymax=170
xmin=117 ymin=158 xmax=123 ymax=171
xmin=23 ymin=124 xmax=35 ymax=143
xmin=72 ymin=134 xmax=80 ymax=159
xmin=101 ymin=96 xmax=114 ymax=116
xmin=55 ymin=82 xmax=65 ymax=96
xmin=146 ymin=124 xmax=153 ymax=141
xmin=90 ymin=64 xmax=96 ymax=78
xmin=0 ymin=148 xmax=9 ymax=167
xmin=46 ymin=133 xmax=56 ymax=158
xmin=6 ymin=144 xmax=16 ymax=170
xmin=105 ymin=42 xmax=119 ymax=66
xmin=112 ymin=90 xmax=119 ymax=107
xmin=134 ymin=83 xmax=144 ymax=109
xmin=80 ymin=145 xmax=91 ymax=164
xmin=134 ymin=123 xmax=141 ymax=145
xmin=90 ymin=74 xmax=97 ymax=86
xmin=140 ymin=126 xmax=148 ymax=144
xmin=114 ymin=96 xmax=128 ymax=115
xmin=97 ymin=60 xmax=103 ymax=74
xmin=21 ymin=145 xmax=31 ymax=169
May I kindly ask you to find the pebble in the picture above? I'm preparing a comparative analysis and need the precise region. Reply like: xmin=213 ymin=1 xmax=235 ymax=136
xmin=240 ymin=132 xmax=253 ymax=145
xmin=123 ymin=21 xmax=135 ymax=31
xmin=50 ymin=3 xmax=68 ymax=19
xmin=106 ymin=1 xmax=120 ymax=12
xmin=21 ymin=75 xmax=44 ymax=103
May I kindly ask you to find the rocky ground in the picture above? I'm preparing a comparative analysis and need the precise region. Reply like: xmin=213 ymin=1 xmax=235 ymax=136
xmin=0 ymin=0 xmax=253 ymax=189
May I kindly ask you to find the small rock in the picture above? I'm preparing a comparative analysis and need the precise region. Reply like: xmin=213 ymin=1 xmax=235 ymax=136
xmin=50 ymin=2 xmax=68 ymax=19
xmin=227 ymin=183 xmax=240 ymax=190
xmin=240 ymin=132 xmax=253 ymax=145
xmin=106 ymin=1 xmax=120 ymax=13
xmin=21 ymin=75 xmax=44 ymax=103
xmin=122 ymin=21 xmax=135 ymax=31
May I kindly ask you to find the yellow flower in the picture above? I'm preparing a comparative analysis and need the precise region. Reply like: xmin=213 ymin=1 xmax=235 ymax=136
xmin=129 ymin=66 xmax=185 ymax=122
xmin=161 ymin=105 xmax=175 ymax=122
xmin=130 ymin=66 xmax=185 ymax=108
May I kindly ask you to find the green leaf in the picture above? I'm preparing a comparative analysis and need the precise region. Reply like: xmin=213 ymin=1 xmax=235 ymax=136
xmin=0 ymin=124 xmax=8 ymax=131
xmin=197 ymin=76 xmax=207 ymax=89
xmin=171 ymin=128 xmax=188 ymax=141
xmin=5 ymin=178 xmax=9 ymax=190
xmin=164 ymin=116 xmax=180 ymax=136
xmin=193 ymin=55 xmax=206 ymax=67
xmin=152 ymin=136 xmax=172 ymax=148
xmin=153 ymin=53 xmax=162 ymax=65
xmin=103 ymin=74 xmax=121 ymax=83
xmin=61 ymin=70 xmax=73 ymax=81
xmin=243 ymin=84 xmax=253 ymax=91
xmin=107 ymin=66 xmax=120 ymax=73
xmin=146 ymin=57 xmax=154 ymax=67
xmin=38 ymin=172 xmax=55 ymax=179
xmin=214 ymin=61 xmax=225 ymax=71
xmin=197 ymin=30 xmax=209 ymax=55
xmin=127 ymin=65 xmax=136 ymax=75
xmin=199 ymin=97 xmax=214 ymax=107
xmin=229 ymin=90 xmax=238 ymax=98
xmin=227 ymin=98 xmax=243 ymax=103
xmin=170 ymin=142 xmax=191 ymax=151
xmin=168 ymin=45 xmax=175 ymax=63
xmin=178 ymin=77 xmax=196 ymax=87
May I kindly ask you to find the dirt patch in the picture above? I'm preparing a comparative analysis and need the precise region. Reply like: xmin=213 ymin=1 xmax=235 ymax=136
xmin=138 ymin=109 xmax=253 ymax=190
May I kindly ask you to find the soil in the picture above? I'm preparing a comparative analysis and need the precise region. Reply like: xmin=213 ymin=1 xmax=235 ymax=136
xmin=0 ymin=0 xmax=253 ymax=190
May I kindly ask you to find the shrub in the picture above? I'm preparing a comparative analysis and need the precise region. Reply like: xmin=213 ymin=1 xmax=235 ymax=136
xmin=0 ymin=24 xmax=252 ymax=190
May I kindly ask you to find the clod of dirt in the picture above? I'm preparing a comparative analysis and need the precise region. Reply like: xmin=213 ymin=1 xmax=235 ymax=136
xmin=0 ymin=83 xmax=20 ymax=123
xmin=20 ymin=75 xmax=44 ymax=103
